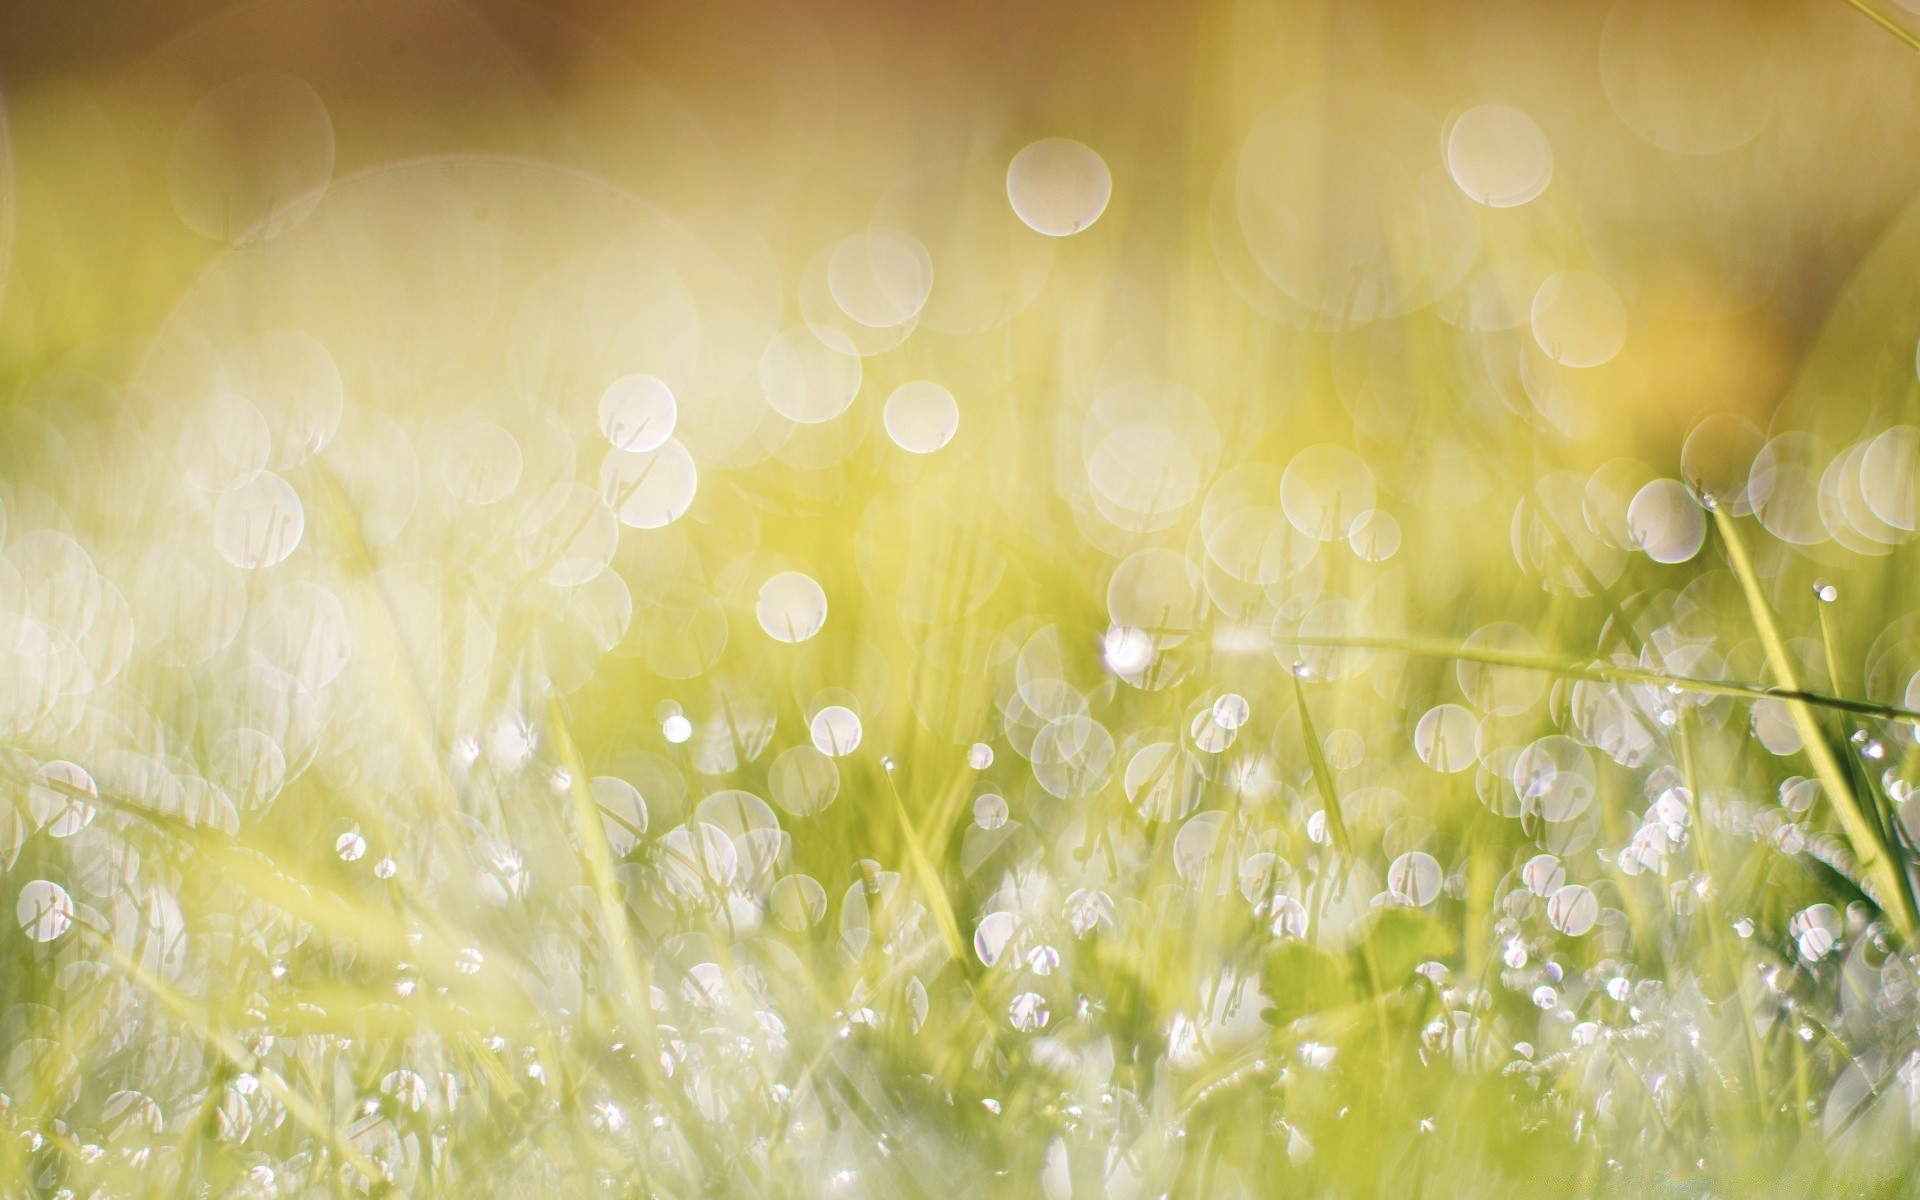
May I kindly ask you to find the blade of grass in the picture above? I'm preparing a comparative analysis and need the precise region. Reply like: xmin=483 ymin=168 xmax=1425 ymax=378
xmin=1272 ymin=634 xmax=1920 ymax=724
xmin=1711 ymin=506 xmax=1918 ymax=940
xmin=1291 ymin=673 xmax=1351 ymax=857
xmin=1841 ymin=0 xmax=1920 ymax=52
xmin=878 ymin=762 xmax=969 ymax=966
xmin=86 ymin=924 xmax=386 ymax=1187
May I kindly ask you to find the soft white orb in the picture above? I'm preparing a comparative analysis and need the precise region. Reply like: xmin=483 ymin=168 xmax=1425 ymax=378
xmin=1007 ymin=138 xmax=1112 ymax=236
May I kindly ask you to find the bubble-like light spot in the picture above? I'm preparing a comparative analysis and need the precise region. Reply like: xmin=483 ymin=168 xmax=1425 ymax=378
xmin=1009 ymin=991 xmax=1050 ymax=1031
xmin=439 ymin=422 xmax=522 ymax=505
xmin=1212 ymin=694 xmax=1250 ymax=731
xmin=1107 ymin=548 xmax=1206 ymax=646
xmin=1797 ymin=926 xmax=1835 ymax=962
xmin=1347 ymin=509 xmax=1400 ymax=561
xmin=769 ymin=744 xmax=839 ymax=816
xmin=16 ymin=880 xmax=72 ymax=942
xmin=209 ymin=728 xmax=287 ymax=811
xmin=1862 ymin=426 xmax=1919 ymax=532
xmin=659 ymin=823 xmax=738 ymax=898
xmin=1102 ymin=625 xmax=1155 ymax=676
xmin=1190 ymin=708 xmax=1236 ymax=753
xmin=599 ymin=439 xmax=698 ymax=530
xmin=761 ymin=326 xmax=862 ymax=424
xmin=1387 ymin=851 xmax=1442 ymax=906
xmin=212 ymin=471 xmax=304 ymax=569
xmin=168 ymin=73 xmax=334 ymax=244
xmin=1126 ymin=742 xmax=1204 ymax=822
xmin=968 ymin=742 xmax=995 ymax=770
xmin=1445 ymin=104 xmax=1553 ymax=207
xmin=973 ymin=793 xmax=1009 ymax=830
xmin=1456 ymin=623 xmax=1546 ymax=716
xmin=809 ymin=705 xmax=863 ymax=757
xmin=876 ymin=159 xmax=1055 ymax=334
xmin=1546 ymin=884 xmax=1598 ymax=936
xmin=756 ymin=571 xmax=828 ymax=643
xmin=1626 ymin=478 xmax=1704 ymax=563
xmin=1599 ymin=0 xmax=1771 ymax=155
xmin=883 ymin=381 xmax=959 ymax=454
xmin=592 ymin=776 xmax=648 ymax=857
xmin=1523 ymin=854 xmax=1566 ymax=896
xmin=598 ymin=374 xmax=678 ymax=452
xmin=827 ymin=228 xmax=933 ymax=329
xmin=1681 ymin=413 xmax=1763 ymax=515
xmin=250 ymin=581 xmax=352 ymax=691
xmin=1271 ymin=895 xmax=1310 ymax=939
xmin=179 ymin=393 xmax=271 ymax=491
xmin=1530 ymin=270 xmax=1626 ymax=368
xmin=1751 ymin=697 xmax=1802 ymax=756
xmin=1281 ymin=445 xmax=1377 ymax=541
xmin=1235 ymin=88 xmax=1478 ymax=322
xmin=28 ymin=761 xmax=95 ymax=838
xmin=519 ymin=483 xmax=618 ymax=586
xmin=662 ymin=714 xmax=693 ymax=745
xmin=1413 ymin=704 xmax=1476 ymax=773
xmin=336 ymin=831 xmax=366 ymax=862
xmin=1006 ymin=138 xmax=1112 ymax=237
xmin=1511 ymin=736 xmax=1596 ymax=823
xmin=1748 ymin=433 xmax=1830 ymax=546
xmin=1031 ymin=715 xmax=1115 ymax=799
xmin=219 ymin=328 xmax=345 ymax=468
xmin=770 ymin=874 xmax=828 ymax=932
xmin=974 ymin=911 xmax=1016 ymax=966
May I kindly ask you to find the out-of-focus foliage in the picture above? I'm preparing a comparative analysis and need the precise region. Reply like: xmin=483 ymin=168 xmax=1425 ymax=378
xmin=10 ymin=0 xmax=1920 ymax=1196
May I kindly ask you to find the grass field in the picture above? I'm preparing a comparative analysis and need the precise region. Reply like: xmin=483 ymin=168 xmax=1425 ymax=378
xmin=7 ymin=1 xmax=1920 ymax=1196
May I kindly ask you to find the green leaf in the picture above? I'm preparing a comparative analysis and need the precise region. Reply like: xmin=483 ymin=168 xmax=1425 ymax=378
xmin=1259 ymin=940 xmax=1355 ymax=1027
xmin=1355 ymin=906 xmax=1458 ymax=995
